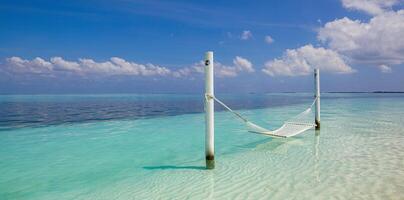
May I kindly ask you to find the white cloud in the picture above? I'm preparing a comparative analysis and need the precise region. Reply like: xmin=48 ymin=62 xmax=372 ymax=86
xmin=318 ymin=10 xmax=404 ymax=67
xmin=233 ymin=56 xmax=254 ymax=72
xmin=378 ymin=64 xmax=392 ymax=73
xmin=171 ymin=66 xmax=196 ymax=78
xmin=5 ymin=57 xmax=172 ymax=77
xmin=262 ymin=45 xmax=354 ymax=76
xmin=212 ymin=56 xmax=254 ymax=77
xmin=214 ymin=62 xmax=239 ymax=77
xmin=262 ymin=1 xmax=404 ymax=77
xmin=341 ymin=0 xmax=400 ymax=15
xmin=51 ymin=57 xmax=81 ymax=72
xmin=6 ymin=57 xmax=53 ymax=74
xmin=174 ymin=56 xmax=255 ymax=78
xmin=109 ymin=57 xmax=171 ymax=76
xmin=5 ymin=56 xmax=254 ymax=78
xmin=264 ymin=35 xmax=274 ymax=44
xmin=241 ymin=30 xmax=253 ymax=40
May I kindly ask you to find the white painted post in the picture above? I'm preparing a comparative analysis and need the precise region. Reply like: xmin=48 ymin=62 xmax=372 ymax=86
xmin=314 ymin=69 xmax=321 ymax=130
xmin=205 ymin=51 xmax=214 ymax=169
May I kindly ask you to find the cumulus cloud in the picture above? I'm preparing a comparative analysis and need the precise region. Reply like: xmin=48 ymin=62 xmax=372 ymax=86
xmin=212 ymin=56 xmax=255 ymax=77
xmin=318 ymin=10 xmax=404 ymax=67
xmin=51 ymin=57 xmax=81 ymax=72
xmin=241 ymin=30 xmax=253 ymax=40
xmin=262 ymin=45 xmax=354 ymax=76
xmin=263 ymin=1 xmax=404 ymax=76
xmin=378 ymin=64 xmax=392 ymax=73
xmin=5 ymin=57 xmax=174 ymax=77
xmin=265 ymin=35 xmax=274 ymax=44
xmin=341 ymin=0 xmax=400 ymax=15
xmin=173 ymin=56 xmax=255 ymax=78
xmin=233 ymin=56 xmax=254 ymax=72
xmin=4 ymin=56 xmax=254 ymax=78
xmin=6 ymin=57 xmax=53 ymax=74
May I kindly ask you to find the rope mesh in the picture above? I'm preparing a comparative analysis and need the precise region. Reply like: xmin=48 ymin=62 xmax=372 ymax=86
xmin=208 ymin=94 xmax=316 ymax=138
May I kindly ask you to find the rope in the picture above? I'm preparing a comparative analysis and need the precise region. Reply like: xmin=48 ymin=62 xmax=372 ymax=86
xmin=310 ymin=96 xmax=318 ymax=108
xmin=285 ymin=122 xmax=316 ymax=126
xmin=208 ymin=94 xmax=316 ymax=124
xmin=206 ymin=94 xmax=318 ymax=137
xmin=206 ymin=94 xmax=249 ymax=123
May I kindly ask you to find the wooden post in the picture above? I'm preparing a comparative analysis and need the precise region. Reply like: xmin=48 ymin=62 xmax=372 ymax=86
xmin=205 ymin=51 xmax=214 ymax=169
xmin=314 ymin=69 xmax=320 ymax=130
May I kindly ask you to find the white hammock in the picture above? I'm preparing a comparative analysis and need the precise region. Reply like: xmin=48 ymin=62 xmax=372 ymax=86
xmin=209 ymin=95 xmax=317 ymax=138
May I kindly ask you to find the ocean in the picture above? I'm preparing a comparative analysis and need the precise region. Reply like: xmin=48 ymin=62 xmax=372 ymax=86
xmin=1 ymin=93 xmax=403 ymax=199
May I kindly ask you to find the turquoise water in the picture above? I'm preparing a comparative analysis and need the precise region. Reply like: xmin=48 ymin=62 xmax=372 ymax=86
xmin=1 ymin=93 xmax=404 ymax=199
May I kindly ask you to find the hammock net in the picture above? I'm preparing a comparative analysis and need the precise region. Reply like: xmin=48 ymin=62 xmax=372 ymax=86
xmin=209 ymin=95 xmax=317 ymax=138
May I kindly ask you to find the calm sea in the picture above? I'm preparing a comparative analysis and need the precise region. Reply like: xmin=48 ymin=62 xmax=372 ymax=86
xmin=1 ymin=93 xmax=403 ymax=199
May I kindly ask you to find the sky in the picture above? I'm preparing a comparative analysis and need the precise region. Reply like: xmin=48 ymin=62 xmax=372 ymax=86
xmin=0 ymin=0 xmax=403 ymax=94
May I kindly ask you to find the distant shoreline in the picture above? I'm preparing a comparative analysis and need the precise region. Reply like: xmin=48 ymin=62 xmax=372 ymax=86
xmin=326 ymin=91 xmax=404 ymax=94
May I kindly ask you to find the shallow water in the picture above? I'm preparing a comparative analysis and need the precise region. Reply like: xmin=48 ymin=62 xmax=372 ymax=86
xmin=1 ymin=93 xmax=403 ymax=199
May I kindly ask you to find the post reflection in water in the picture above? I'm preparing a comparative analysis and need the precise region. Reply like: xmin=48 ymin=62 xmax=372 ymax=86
xmin=314 ymin=130 xmax=321 ymax=183
xmin=207 ymin=171 xmax=215 ymax=199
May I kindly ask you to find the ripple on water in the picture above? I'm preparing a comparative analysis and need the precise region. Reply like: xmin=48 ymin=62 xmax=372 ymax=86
xmin=2 ymin=94 xmax=404 ymax=200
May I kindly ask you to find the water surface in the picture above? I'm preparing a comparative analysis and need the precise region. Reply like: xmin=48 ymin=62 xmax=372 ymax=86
xmin=1 ymin=93 xmax=403 ymax=199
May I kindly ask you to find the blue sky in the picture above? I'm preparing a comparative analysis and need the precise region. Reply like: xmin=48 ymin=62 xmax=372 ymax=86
xmin=0 ymin=0 xmax=403 ymax=94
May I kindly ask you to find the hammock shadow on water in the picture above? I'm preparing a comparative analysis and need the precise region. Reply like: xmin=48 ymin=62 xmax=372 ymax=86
xmin=247 ymin=136 xmax=306 ymax=154
xmin=234 ymin=137 xmax=273 ymax=149
xmin=143 ymin=165 xmax=206 ymax=170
